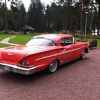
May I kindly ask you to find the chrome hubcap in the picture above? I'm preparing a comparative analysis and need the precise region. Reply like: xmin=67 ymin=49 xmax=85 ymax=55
xmin=82 ymin=51 xmax=86 ymax=59
xmin=49 ymin=60 xmax=57 ymax=72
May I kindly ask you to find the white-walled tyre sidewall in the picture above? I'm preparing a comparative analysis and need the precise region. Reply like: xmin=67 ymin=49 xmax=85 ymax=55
xmin=48 ymin=60 xmax=58 ymax=73
xmin=81 ymin=50 xmax=86 ymax=59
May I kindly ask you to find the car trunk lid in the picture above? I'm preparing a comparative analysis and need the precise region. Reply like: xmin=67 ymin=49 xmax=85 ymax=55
xmin=0 ymin=45 xmax=62 ymax=64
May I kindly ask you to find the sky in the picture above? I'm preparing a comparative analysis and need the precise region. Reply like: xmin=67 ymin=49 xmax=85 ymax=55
xmin=2 ymin=0 xmax=54 ymax=11
xmin=24 ymin=0 xmax=54 ymax=11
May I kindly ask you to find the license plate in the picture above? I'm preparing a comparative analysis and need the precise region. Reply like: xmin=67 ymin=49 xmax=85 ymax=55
xmin=0 ymin=65 xmax=11 ymax=71
xmin=4 ymin=66 xmax=9 ymax=71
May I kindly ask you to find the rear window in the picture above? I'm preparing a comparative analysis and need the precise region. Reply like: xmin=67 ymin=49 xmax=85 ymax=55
xmin=26 ymin=38 xmax=56 ymax=46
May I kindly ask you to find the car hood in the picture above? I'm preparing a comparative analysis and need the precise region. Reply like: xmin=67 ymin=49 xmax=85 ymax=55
xmin=0 ymin=45 xmax=60 ymax=63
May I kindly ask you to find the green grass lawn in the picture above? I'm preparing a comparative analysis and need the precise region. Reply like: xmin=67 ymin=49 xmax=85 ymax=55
xmin=0 ymin=33 xmax=100 ymax=48
xmin=0 ymin=34 xmax=12 ymax=41
xmin=0 ymin=43 xmax=11 ymax=48
xmin=9 ymin=34 xmax=33 ymax=44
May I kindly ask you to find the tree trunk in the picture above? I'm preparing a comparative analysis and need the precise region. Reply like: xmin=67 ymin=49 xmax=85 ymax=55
xmin=98 ymin=4 xmax=100 ymax=35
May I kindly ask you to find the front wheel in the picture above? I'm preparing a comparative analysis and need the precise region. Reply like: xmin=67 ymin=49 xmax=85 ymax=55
xmin=47 ymin=60 xmax=58 ymax=73
xmin=80 ymin=50 xmax=86 ymax=60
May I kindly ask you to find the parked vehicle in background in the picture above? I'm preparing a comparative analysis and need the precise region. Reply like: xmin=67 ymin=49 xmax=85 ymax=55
xmin=0 ymin=34 xmax=89 ymax=75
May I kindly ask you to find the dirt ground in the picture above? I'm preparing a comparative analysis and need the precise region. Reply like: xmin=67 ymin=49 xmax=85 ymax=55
xmin=0 ymin=48 xmax=100 ymax=100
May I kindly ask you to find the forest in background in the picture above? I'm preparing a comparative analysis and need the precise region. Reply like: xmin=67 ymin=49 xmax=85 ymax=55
xmin=0 ymin=0 xmax=100 ymax=34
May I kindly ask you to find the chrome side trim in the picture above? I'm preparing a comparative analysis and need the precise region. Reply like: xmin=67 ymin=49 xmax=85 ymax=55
xmin=65 ymin=47 xmax=82 ymax=53
xmin=35 ymin=47 xmax=84 ymax=61
xmin=35 ymin=52 xmax=64 ymax=61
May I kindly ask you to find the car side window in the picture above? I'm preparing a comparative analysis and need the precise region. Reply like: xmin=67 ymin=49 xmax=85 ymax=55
xmin=59 ymin=37 xmax=73 ymax=46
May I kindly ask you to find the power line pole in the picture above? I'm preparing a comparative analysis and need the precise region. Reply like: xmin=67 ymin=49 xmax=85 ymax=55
xmin=80 ymin=0 xmax=83 ymax=34
xmin=5 ymin=0 xmax=8 ymax=33
xmin=84 ymin=12 xmax=88 ymax=41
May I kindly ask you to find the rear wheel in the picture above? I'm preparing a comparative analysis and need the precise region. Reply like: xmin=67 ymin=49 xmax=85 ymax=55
xmin=80 ymin=50 xmax=86 ymax=60
xmin=47 ymin=60 xmax=58 ymax=73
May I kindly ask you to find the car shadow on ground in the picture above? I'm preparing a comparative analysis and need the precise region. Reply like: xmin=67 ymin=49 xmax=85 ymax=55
xmin=0 ymin=57 xmax=90 ymax=84
xmin=0 ymin=70 xmax=48 ymax=83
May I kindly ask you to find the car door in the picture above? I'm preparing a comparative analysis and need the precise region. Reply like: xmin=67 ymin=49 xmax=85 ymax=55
xmin=64 ymin=44 xmax=75 ymax=61
xmin=59 ymin=37 xmax=76 ymax=62
xmin=73 ymin=42 xmax=84 ymax=58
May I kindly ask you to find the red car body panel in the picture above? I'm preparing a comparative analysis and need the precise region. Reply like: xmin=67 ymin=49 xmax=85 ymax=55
xmin=0 ymin=34 xmax=89 ymax=75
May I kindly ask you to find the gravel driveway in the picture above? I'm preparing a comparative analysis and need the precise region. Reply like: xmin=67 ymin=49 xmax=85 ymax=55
xmin=0 ymin=48 xmax=100 ymax=100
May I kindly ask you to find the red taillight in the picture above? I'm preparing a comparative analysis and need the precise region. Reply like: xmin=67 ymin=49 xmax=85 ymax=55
xmin=18 ymin=61 xmax=29 ymax=68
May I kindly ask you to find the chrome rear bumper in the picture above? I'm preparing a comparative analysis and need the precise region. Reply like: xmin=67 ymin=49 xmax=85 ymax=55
xmin=0 ymin=63 xmax=35 ymax=75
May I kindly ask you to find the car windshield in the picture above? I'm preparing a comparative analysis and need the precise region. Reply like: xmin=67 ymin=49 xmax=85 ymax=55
xmin=26 ymin=38 xmax=56 ymax=46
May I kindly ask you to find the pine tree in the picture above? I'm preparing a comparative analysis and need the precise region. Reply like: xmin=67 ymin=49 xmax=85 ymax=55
xmin=28 ymin=0 xmax=44 ymax=32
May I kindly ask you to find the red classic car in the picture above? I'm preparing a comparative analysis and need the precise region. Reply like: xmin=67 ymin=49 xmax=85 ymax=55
xmin=0 ymin=34 xmax=89 ymax=75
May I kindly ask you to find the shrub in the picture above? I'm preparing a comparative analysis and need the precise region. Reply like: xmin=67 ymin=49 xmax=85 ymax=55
xmin=0 ymin=30 xmax=20 ymax=35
